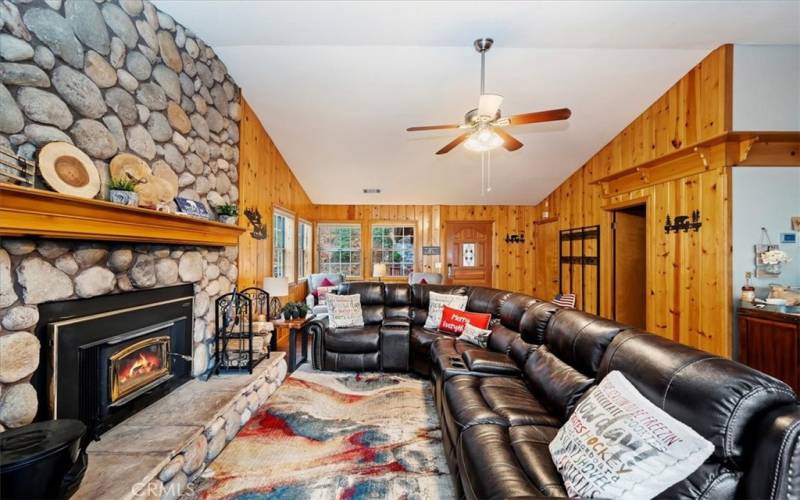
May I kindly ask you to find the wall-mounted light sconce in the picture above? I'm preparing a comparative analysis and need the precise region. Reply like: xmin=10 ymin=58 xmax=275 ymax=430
xmin=664 ymin=210 xmax=702 ymax=234
xmin=505 ymin=232 xmax=526 ymax=244
xmin=244 ymin=207 xmax=267 ymax=240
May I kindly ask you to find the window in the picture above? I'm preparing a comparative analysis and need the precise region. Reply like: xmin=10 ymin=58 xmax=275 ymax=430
xmin=371 ymin=225 xmax=415 ymax=277
xmin=318 ymin=224 xmax=362 ymax=277
xmin=297 ymin=220 xmax=312 ymax=280
xmin=272 ymin=209 xmax=295 ymax=282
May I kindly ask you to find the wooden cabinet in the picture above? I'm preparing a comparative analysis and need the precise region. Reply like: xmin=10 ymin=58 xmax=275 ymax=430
xmin=738 ymin=304 xmax=800 ymax=393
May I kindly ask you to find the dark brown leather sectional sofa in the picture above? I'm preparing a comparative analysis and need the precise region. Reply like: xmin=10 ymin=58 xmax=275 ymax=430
xmin=310 ymin=282 xmax=800 ymax=499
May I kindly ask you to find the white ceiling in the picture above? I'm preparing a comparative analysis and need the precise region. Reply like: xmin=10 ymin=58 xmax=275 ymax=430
xmin=155 ymin=1 xmax=800 ymax=205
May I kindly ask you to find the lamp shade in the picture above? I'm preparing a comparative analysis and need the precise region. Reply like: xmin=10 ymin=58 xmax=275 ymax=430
xmin=373 ymin=263 xmax=387 ymax=278
xmin=263 ymin=277 xmax=289 ymax=297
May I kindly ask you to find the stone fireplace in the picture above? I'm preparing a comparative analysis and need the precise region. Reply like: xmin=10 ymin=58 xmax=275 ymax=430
xmin=0 ymin=238 xmax=239 ymax=432
xmin=0 ymin=0 xmax=245 ymax=433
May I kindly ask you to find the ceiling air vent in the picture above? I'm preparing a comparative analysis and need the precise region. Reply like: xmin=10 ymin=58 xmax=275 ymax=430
xmin=362 ymin=188 xmax=381 ymax=194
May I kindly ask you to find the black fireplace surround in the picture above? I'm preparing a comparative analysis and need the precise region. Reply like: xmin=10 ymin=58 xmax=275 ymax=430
xmin=33 ymin=285 xmax=194 ymax=443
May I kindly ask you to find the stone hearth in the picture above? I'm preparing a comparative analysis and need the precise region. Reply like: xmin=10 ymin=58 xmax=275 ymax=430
xmin=75 ymin=353 xmax=287 ymax=500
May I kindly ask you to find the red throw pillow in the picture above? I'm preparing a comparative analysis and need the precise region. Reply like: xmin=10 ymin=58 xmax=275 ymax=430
xmin=438 ymin=305 xmax=491 ymax=335
xmin=419 ymin=278 xmax=428 ymax=284
xmin=320 ymin=277 xmax=335 ymax=287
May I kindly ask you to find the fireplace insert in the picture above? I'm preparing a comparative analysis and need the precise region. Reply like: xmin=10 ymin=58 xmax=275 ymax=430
xmin=33 ymin=285 xmax=194 ymax=443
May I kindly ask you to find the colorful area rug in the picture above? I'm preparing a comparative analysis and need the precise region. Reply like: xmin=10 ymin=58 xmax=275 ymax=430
xmin=192 ymin=366 xmax=453 ymax=499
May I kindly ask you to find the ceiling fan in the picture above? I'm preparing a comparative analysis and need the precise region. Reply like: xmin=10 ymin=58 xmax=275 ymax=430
xmin=407 ymin=38 xmax=571 ymax=155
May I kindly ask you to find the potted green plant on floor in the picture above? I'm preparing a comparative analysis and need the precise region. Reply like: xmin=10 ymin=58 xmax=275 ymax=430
xmin=217 ymin=203 xmax=238 ymax=225
xmin=108 ymin=177 xmax=138 ymax=206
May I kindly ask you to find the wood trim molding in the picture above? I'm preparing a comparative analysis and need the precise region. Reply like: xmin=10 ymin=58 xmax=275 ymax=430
xmin=0 ymin=183 xmax=244 ymax=246
xmin=593 ymin=132 xmax=800 ymax=197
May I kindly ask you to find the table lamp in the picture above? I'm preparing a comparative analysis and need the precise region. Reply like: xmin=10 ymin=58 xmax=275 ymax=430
xmin=373 ymin=263 xmax=387 ymax=282
xmin=263 ymin=277 xmax=289 ymax=319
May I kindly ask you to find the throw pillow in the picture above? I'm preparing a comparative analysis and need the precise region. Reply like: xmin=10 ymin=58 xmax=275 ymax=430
xmin=326 ymin=294 xmax=364 ymax=329
xmin=460 ymin=323 xmax=492 ymax=348
xmin=438 ymin=305 xmax=492 ymax=335
xmin=549 ymin=371 xmax=714 ymax=499
xmin=423 ymin=291 xmax=468 ymax=330
xmin=319 ymin=277 xmax=335 ymax=287
xmin=316 ymin=285 xmax=336 ymax=305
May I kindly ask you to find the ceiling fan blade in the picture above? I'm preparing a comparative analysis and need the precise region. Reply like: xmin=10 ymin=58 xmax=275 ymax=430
xmin=506 ymin=108 xmax=571 ymax=126
xmin=435 ymin=132 xmax=471 ymax=155
xmin=493 ymin=127 xmax=523 ymax=151
xmin=478 ymin=94 xmax=503 ymax=118
xmin=407 ymin=124 xmax=462 ymax=132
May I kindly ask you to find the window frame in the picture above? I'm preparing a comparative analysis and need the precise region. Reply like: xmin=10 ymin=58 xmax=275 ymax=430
xmin=316 ymin=222 xmax=363 ymax=279
xmin=272 ymin=207 xmax=296 ymax=283
xmin=297 ymin=218 xmax=313 ymax=281
xmin=370 ymin=222 xmax=417 ymax=278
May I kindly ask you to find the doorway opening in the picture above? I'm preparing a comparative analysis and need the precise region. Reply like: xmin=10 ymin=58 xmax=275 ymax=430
xmin=612 ymin=204 xmax=647 ymax=329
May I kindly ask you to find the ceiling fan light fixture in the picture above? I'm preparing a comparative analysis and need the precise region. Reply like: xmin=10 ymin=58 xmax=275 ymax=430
xmin=464 ymin=127 xmax=503 ymax=152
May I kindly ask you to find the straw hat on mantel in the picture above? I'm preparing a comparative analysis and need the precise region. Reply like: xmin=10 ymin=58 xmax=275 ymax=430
xmin=109 ymin=153 xmax=151 ymax=183
xmin=38 ymin=142 xmax=100 ymax=199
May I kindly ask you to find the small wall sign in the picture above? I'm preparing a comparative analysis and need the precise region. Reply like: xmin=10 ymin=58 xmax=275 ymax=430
xmin=422 ymin=246 xmax=441 ymax=256
xmin=781 ymin=233 xmax=797 ymax=244
xmin=174 ymin=197 xmax=210 ymax=219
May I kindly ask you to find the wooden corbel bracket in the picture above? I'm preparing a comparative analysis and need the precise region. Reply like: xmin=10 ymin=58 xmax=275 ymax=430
xmin=738 ymin=136 xmax=759 ymax=164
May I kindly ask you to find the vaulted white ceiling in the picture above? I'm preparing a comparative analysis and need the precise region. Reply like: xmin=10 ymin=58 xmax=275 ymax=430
xmin=155 ymin=1 xmax=800 ymax=205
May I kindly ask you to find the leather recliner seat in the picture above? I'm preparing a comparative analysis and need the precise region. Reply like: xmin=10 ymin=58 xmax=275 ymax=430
xmin=310 ymin=282 xmax=800 ymax=499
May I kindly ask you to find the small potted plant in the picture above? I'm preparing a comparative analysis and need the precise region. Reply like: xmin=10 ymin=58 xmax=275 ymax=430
xmin=280 ymin=301 xmax=310 ymax=320
xmin=108 ymin=177 xmax=138 ymax=206
xmin=217 ymin=203 xmax=238 ymax=225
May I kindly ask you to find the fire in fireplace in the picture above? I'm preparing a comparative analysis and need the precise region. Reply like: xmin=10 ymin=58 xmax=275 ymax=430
xmin=110 ymin=336 xmax=171 ymax=404
xmin=33 ymin=285 xmax=194 ymax=443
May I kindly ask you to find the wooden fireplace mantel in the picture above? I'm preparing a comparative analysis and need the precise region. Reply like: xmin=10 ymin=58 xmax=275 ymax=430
xmin=0 ymin=183 xmax=244 ymax=246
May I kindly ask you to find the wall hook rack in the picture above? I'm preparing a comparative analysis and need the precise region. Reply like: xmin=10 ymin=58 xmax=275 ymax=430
xmin=505 ymin=233 xmax=525 ymax=244
xmin=664 ymin=210 xmax=702 ymax=234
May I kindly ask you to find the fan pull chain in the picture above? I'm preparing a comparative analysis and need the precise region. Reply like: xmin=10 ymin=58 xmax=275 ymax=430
xmin=480 ymin=152 xmax=486 ymax=197
xmin=487 ymin=150 xmax=492 ymax=192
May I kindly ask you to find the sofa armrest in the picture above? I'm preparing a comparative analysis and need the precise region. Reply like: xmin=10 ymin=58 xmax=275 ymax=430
xmin=380 ymin=321 xmax=410 ymax=372
xmin=741 ymin=403 xmax=800 ymax=500
xmin=462 ymin=349 xmax=521 ymax=376
xmin=307 ymin=316 xmax=328 ymax=370
xmin=382 ymin=318 xmax=411 ymax=328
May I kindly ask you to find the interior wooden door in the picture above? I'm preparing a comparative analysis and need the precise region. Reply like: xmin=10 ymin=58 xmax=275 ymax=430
xmin=445 ymin=221 xmax=493 ymax=287
xmin=613 ymin=207 xmax=647 ymax=328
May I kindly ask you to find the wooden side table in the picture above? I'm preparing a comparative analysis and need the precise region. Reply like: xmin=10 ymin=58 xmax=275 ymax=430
xmin=271 ymin=315 xmax=315 ymax=373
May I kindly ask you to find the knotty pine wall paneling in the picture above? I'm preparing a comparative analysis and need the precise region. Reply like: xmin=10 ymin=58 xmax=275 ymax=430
xmin=237 ymin=45 xmax=737 ymax=358
xmin=312 ymin=204 xmax=538 ymax=295
xmin=531 ymin=45 xmax=734 ymax=357
xmin=238 ymin=98 xmax=313 ymax=302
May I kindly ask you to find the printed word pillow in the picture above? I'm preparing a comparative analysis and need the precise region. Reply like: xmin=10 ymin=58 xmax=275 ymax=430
xmin=460 ymin=323 xmax=492 ymax=349
xmin=424 ymin=291 xmax=468 ymax=330
xmin=438 ymin=305 xmax=491 ymax=335
xmin=326 ymin=294 xmax=364 ymax=328
xmin=549 ymin=371 xmax=714 ymax=499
